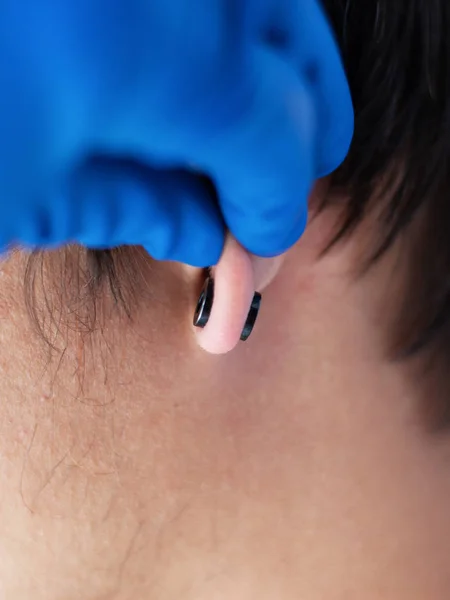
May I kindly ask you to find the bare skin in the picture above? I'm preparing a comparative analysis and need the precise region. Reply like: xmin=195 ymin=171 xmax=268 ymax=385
xmin=0 ymin=187 xmax=449 ymax=599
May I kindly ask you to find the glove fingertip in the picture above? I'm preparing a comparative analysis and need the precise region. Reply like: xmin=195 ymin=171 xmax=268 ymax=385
xmin=236 ymin=202 xmax=308 ymax=258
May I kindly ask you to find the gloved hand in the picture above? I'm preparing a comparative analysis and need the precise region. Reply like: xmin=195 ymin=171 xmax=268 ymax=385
xmin=0 ymin=0 xmax=353 ymax=267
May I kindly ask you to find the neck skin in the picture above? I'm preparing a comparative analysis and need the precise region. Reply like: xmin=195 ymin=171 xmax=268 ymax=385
xmin=0 ymin=188 xmax=449 ymax=599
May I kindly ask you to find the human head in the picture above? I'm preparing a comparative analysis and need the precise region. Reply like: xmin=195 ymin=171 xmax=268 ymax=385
xmin=25 ymin=0 xmax=450 ymax=423
xmin=2 ymin=2 xmax=450 ymax=598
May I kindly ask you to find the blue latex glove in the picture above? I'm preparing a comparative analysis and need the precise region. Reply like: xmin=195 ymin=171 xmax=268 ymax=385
xmin=0 ymin=0 xmax=353 ymax=267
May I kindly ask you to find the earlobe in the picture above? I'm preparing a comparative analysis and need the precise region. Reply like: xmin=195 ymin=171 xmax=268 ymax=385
xmin=193 ymin=235 xmax=284 ymax=354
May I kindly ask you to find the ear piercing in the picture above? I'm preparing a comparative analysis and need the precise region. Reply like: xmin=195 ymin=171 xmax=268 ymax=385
xmin=193 ymin=274 xmax=215 ymax=329
xmin=193 ymin=270 xmax=261 ymax=341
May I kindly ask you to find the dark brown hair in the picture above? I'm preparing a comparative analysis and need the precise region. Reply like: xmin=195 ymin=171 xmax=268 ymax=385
xmin=323 ymin=0 xmax=450 ymax=427
xmin=323 ymin=0 xmax=450 ymax=354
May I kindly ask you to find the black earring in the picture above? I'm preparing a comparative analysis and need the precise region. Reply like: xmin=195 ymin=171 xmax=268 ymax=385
xmin=193 ymin=271 xmax=261 ymax=342
xmin=240 ymin=292 xmax=261 ymax=341
xmin=193 ymin=274 xmax=215 ymax=328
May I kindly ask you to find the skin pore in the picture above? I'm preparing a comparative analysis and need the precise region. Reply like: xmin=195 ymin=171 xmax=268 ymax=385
xmin=0 ymin=185 xmax=450 ymax=599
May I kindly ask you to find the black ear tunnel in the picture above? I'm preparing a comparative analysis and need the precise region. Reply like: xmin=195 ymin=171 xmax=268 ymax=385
xmin=193 ymin=272 xmax=261 ymax=342
xmin=193 ymin=275 xmax=215 ymax=329
xmin=239 ymin=292 xmax=261 ymax=341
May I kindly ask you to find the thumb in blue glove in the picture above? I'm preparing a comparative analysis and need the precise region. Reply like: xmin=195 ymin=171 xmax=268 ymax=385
xmin=0 ymin=0 xmax=353 ymax=266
